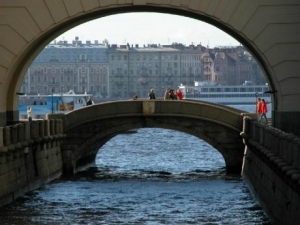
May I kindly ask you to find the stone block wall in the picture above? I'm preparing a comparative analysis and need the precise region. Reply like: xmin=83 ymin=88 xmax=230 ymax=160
xmin=241 ymin=117 xmax=300 ymax=225
xmin=0 ymin=119 xmax=65 ymax=207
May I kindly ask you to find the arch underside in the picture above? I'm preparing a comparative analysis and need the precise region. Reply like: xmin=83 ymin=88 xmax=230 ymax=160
xmin=62 ymin=116 xmax=245 ymax=174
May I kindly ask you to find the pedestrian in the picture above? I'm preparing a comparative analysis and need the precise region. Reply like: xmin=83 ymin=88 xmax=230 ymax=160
xmin=261 ymin=99 xmax=268 ymax=124
xmin=256 ymin=97 xmax=262 ymax=119
xmin=164 ymin=88 xmax=170 ymax=100
xmin=27 ymin=106 xmax=32 ymax=122
xmin=176 ymin=89 xmax=184 ymax=100
xmin=86 ymin=96 xmax=94 ymax=106
xmin=148 ymin=89 xmax=156 ymax=99
xmin=169 ymin=89 xmax=176 ymax=100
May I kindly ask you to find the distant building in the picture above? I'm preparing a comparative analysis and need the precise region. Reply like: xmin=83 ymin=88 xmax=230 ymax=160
xmin=20 ymin=38 xmax=265 ymax=100
xmin=20 ymin=37 xmax=109 ymax=97
xmin=201 ymin=50 xmax=216 ymax=82
xmin=202 ymin=46 xmax=266 ymax=85
xmin=21 ymin=39 xmax=202 ymax=99
xmin=107 ymin=43 xmax=202 ymax=98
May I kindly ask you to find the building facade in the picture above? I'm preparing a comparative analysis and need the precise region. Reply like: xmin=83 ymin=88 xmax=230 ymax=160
xmin=20 ymin=38 xmax=265 ymax=100
xmin=108 ymin=43 xmax=201 ymax=98
xmin=20 ymin=37 xmax=109 ymax=97
xmin=201 ymin=46 xmax=266 ymax=85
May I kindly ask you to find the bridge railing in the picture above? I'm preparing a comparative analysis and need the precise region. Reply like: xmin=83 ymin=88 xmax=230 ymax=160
xmin=0 ymin=119 xmax=65 ymax=153
xmin=242 ymin=116 xmax=300 ymax=184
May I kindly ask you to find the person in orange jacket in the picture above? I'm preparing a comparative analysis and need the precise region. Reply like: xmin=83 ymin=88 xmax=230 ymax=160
xmin=256 ymin=98 xmax=262 ymax=113
xmin=256 ymin=97 xmax=263 ymax=121
xmin=261 ymin=99 xmax=268 ymax=123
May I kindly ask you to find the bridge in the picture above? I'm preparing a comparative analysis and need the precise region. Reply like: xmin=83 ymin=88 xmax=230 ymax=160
xmin=55 ymin=100 xmax=247 ymax=174
xmin=1 ymin=1 xmax=300 ymax=224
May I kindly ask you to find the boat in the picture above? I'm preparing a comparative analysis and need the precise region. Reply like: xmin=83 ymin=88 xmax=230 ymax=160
xmin=178 ymin=82 xmax=271 ymax=105
xmin=19 ymin=90 xmax=92 ymax=119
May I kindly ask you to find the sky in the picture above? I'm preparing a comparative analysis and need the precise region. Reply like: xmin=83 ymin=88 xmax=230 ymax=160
xmin=56 ymin=12 xmax=241 ymax=48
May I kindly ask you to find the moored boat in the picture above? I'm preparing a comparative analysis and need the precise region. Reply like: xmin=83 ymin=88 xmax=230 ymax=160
xmin=178 ymin=82 xmax=271 ymax=105
xmin=19 ymin=90 xmax=92 ymax=119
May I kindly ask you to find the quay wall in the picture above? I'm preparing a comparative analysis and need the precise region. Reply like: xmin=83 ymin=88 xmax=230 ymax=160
xmin=0 ymin=119 xmax=65 ymax=207
xmin=241 ymin=117 xmax=300 ymax=225
xmin=0 ymin=112 xmax=299 ymax=225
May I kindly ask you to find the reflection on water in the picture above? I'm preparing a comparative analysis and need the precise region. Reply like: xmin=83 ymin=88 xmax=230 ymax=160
xmin=0 ymin=105 xmax=272 ymax=224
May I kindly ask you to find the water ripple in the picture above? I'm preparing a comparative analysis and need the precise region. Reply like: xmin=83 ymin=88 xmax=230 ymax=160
xmin=0 ymin=127 xmax=271 ymax=225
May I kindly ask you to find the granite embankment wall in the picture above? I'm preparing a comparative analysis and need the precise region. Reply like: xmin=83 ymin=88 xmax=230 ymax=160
xmin=0 ymin=119 xmax=65 ymax=207
xmin=1 ymin=113 xmax=299 ymax=225
xmin=241 ymin=117 xmax=300 ymax=225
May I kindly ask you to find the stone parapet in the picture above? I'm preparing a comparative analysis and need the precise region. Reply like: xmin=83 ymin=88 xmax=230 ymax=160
xmin=1 ymin=119 xmax=65 ymax=149
xmin=245 ymin=118 xmax=300 ymax=186
xmin=0 ymin=119 xmax=65 ymax=207
xmin=242 ymin=117 xmax=300 ymax=224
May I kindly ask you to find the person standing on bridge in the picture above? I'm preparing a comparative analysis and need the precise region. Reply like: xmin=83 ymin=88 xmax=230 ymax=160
xmin=27 ymin=106 xmax=32 ymax=122
xmin=86 ymin=96 xmax=94 ymax=106
xmin=169 ymin=89 xmax=176 ymax=100
xmin=261 ymin=99 xmax=268 ymax=124
xmin=256 ymin=97 xmax=262 ymax=119
xmin=148 ymin=89 xmax=156 ymax=99
xmin=164 ymin=88 xmax=170 ymax=100
xmin=176 ymin=89 xmax=184 ymax=100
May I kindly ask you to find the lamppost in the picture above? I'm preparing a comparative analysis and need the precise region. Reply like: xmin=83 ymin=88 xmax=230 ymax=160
xmin=255 ymin=92 xmax=258 ymax=113
xmin=51 ymin=88 xmax=54 ymax=113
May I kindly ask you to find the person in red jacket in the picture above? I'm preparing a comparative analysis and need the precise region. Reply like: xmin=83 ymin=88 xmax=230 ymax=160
xmin=176 ymin=89 xmax=184 ymax=100
xmin=261 ymin=99 xmax=268 ymax=124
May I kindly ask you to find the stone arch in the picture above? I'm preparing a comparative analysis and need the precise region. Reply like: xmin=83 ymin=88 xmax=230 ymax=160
xmin=60 ymin=100 xmax=245 ymax=174
xmin=1 ymin=1 xmax=300 ymax=135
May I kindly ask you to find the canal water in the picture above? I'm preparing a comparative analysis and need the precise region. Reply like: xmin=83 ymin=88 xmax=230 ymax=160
xmin=0 ymin=105 xmax=272 ymax=224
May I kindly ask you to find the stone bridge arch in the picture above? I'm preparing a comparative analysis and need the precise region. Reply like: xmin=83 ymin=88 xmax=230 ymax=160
xmin=1 ymin=1 xmax=300 ymax=135
xmin=60 ymin=100 xmax=246 ymax=174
